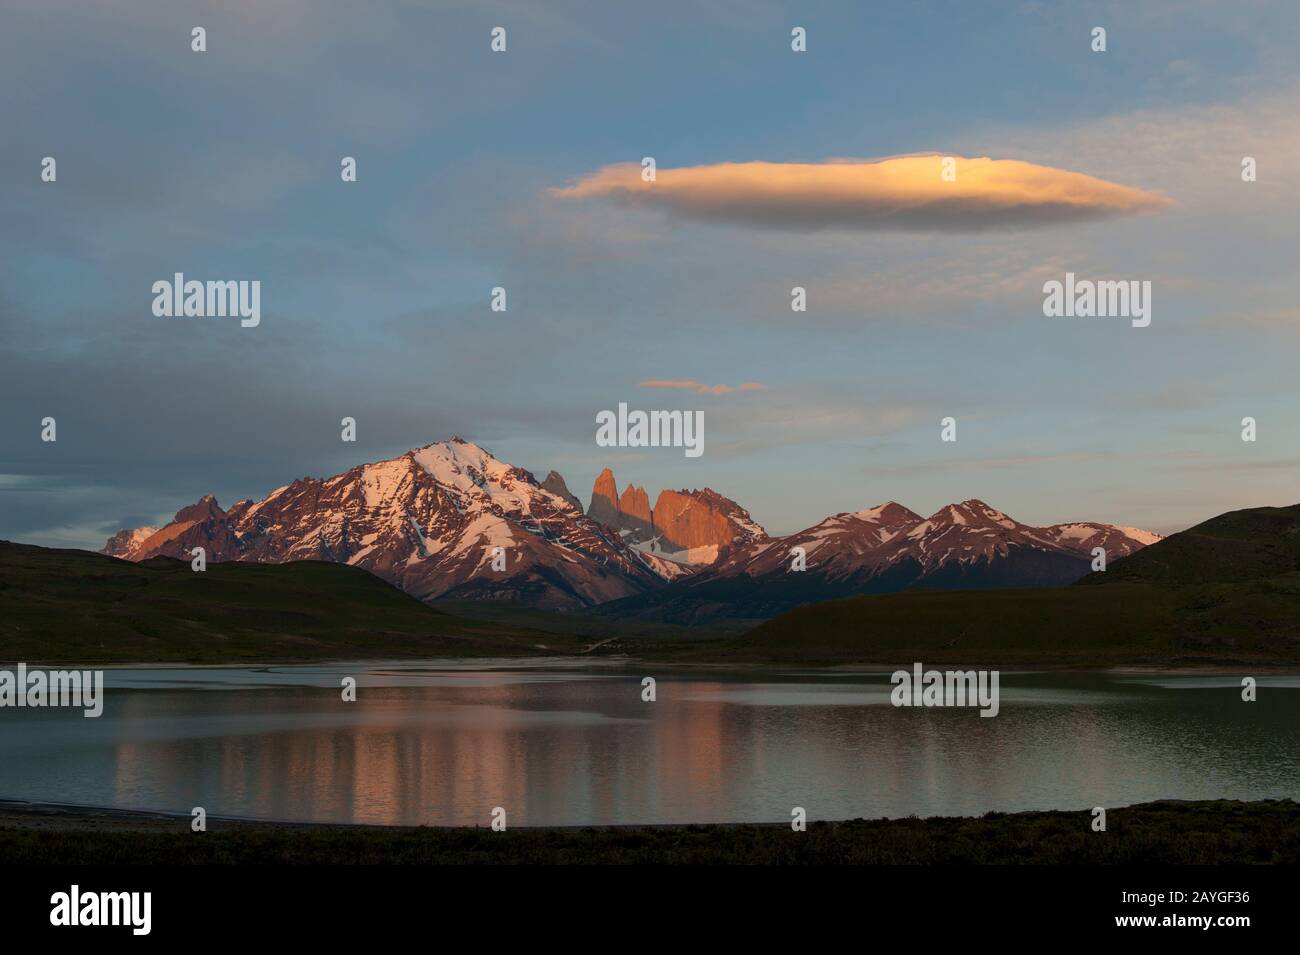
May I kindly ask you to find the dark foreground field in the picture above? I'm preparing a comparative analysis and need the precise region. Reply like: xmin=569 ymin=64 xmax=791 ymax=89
xmin=3 ymin=800 xmax=1297 ymax=865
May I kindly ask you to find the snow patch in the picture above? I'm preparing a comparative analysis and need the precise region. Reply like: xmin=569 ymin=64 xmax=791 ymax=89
xmin=1114 ymin=525 xmax=1163 ymax=546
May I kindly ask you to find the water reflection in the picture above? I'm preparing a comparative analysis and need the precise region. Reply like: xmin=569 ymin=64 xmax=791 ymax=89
xmin=0 ymin=665 xmax=1295 ymax=826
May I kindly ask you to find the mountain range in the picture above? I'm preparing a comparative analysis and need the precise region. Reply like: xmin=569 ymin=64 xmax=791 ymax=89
xmin=598 ymin=499 xmax=1160 ymax=622
xmin=101 ymin=439 xmax=1159 ymax=617
xmin=733 ymin=502 xmax=1300 ymax=666
xmin=10 ymin=497 xmax=1298 ymax=667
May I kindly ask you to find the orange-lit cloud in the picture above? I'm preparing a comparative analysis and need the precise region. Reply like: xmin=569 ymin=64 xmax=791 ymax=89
xmin=549 ymin=155 xmax=1171 ymax=231
xmin=639 ymin=378 xmax=767 ymax=395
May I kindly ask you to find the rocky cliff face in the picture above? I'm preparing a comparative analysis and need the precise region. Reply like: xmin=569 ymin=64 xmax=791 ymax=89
xmin=586 ymin=469 xmax=767 ymax=563
xmin=618 ymin=484 xmax=653 ymax=528
xmin=587 ymin=468 xmax=621 ymax=526
xmin=650 ymin=488 xmax=758 ymax=557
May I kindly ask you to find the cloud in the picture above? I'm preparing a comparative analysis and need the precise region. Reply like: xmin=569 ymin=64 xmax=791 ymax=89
xmin=548 ymin=155 xmax=1172 ymax=232
xmin=974 ymin=84 xmax=1300 ymax=214
xmin=638 ymin=378 xmax=767 ymax=395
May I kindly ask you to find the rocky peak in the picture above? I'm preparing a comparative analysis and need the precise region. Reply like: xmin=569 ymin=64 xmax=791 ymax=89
xmin=540 ymin=470 xmax=582 ymax=511
xmin=172 ymin=495 xmax=226 ymax=524
xmin=588 ymin=468 xmax=622 ymax=526
xmin=918 ymin=499 xmax=1020 ymax=532
xmin=852 ymin=501 xmax=923 ymax=525
xmin=102 ymin=525 xmax=160 ymax=558
xmin=619 ymin=484 xmax=652 ymax=524
xmin=652 ymin=488 xmax=731 ymax=554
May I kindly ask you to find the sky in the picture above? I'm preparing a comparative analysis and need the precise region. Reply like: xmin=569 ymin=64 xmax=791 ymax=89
xmin=3 ymin=0 xmax=1299 ymax=548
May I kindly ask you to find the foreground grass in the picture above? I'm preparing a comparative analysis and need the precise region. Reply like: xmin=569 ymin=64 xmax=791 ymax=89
xmin=3 ymin=800 xmax=1297 ymax=864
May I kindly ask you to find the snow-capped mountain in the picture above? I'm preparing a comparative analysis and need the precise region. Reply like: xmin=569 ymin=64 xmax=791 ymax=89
xmin=101 ymin=438 xmax=664 ymax=610
xmin=1037 ymin=521 xmax=1161 ymax=557
xmin=599 ymin=499 xmax=1162 ymax=623
xmin=704 ymin=501 xmax=924 ymax=580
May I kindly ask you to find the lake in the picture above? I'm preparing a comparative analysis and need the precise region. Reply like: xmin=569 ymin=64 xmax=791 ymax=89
xmin=2 ymin=662 xmax=1297 ymax=826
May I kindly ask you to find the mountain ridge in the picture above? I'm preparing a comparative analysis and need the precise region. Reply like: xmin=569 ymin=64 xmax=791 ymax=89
xmin=598 ymin=496 xmax=1161 ymax=623
xmin=101 ymin=440 xmax=1160 ymax=616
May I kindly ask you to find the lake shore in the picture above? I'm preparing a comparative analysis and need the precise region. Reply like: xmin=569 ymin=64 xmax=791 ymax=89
xmin=8 ymin=655 xmax=1300 ymax=673
xmin=2 ymin=798 xmax=1296 ymax=864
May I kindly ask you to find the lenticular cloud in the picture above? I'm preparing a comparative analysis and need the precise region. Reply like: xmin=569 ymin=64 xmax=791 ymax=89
xmin=548 ymin=154 xmax=1172 ymax=232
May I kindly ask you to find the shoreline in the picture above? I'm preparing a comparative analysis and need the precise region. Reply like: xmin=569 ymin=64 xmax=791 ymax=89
xmin=3 ymin=798 xmax=1296 ymax=864
xmin=5 ymin=656 xmax=1299 ymax=674
xmin=0 ymin=798 xmax=797 ymax=832
xmin=4 ymin=792 xmax=1298 ymax=831
xmin=0 ymin=795 xmax=1218 ymax=832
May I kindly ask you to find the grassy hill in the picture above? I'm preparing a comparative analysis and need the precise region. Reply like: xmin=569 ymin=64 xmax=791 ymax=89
xmin=0 ymin=541 xmax=575 ymax=664
xmin=723 ymin=503 xmax=1300 ymax=667
xmin=1079 ymin=503 xmax=1300 ymax=586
